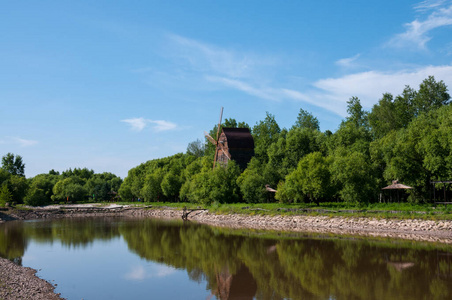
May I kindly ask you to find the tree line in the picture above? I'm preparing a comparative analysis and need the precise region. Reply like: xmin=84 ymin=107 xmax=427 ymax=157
xmin=0 ymin=155 xmax=122 ymax=206
xmin=1 ymin=76 xmax=450 ymax=206
xmin=119 ymin=76 xmax=451 ymax=205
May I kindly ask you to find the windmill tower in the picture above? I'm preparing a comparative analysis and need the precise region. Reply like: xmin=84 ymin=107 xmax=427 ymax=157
xmin=205 ymin=107 xmax=254 ymax=170
xmin=205 ymin=107 xmax=231 ymax=169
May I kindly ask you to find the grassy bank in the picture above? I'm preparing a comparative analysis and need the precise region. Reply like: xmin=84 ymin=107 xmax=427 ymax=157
xmin=107 ymin=201 xmax=452 ymax=221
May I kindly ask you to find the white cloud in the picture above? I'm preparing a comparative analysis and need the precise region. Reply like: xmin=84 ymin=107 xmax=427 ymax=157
xmin=1 ymin=136 xmax=38 ymax=147
xmin=167 ymin=34 xmax=275 ymax=79
xmin=121 ymin=117 xmax=148 ymax=131
xmin=121 ymin=118 xmax=177 ymax=132
xmin=415 ymin=0 xmax=447 ymax=12
xmin=149 ymin=120 xmax=177 ymax=132
xmin=124 ymin=265 xmax=176 ymax=281
xmin=206 ymin=65 xmax=452 ymax=117
xmin=14 ymin=137 xmax=38 ymax=147
xmin=155 ymin=265 xmax=176 ymax=277
xmin=125 ymin=265 xmax=146 ymax=281
xmin=335 ymin=54 xmax=361 ymax=68
xmin=311 ymin=64 xmax=452 ymax=115
xmin=388 ymin=2 xmax=452 ymax=49
xmin=161 ymin=34 xmax=452 ymax=119
xmin=206 ymin=76 xmax=280 ymax=101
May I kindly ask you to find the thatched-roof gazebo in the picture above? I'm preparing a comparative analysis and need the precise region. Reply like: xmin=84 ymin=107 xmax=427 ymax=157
xmin=381 ymin=180 xmax=413 ymax=203
xmin=382 ymin=180 xmax=413 ymax=190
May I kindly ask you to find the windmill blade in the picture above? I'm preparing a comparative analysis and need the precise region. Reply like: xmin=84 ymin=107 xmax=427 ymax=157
xmin=221 ymin=148 xmax=231 ymax=160
xmin=204 ymin=131 xmax=217 ymax=145
xmin=215 ymin=107 xmax=224 ymax=141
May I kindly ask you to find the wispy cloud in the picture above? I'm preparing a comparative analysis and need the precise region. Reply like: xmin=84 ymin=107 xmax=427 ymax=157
xmin=312 ymin=64 xmax=452 ymax=115
xmin=1 ymin=136 xmax=38 ymax=147
xmin=388 ymin=1 xmax=452 ymax=49
xmin=206 ymin=76 xmax=280 ymax=101
xmin=335 ymin=54 xmax=361 ymax=68
xmin=149 ymin=120 xmax=177 ymax=132
xmin=161 ymin=33 xmax=452 ymax=119
xmin=209 ymin=63 xmax=452 ymax=117
xmin=166 ymin=34 xmax=275 ymax=80
xmin=121 ymin=117 xmax=148 ymax=131
xmin=124 ymin=265 xmax=176 ymax=281
xmin=415 ymin=0 xmax=447 ymax=12
xmin=121 ymin=118 xmax=177 ymax=132
xmin=14 ymin=137 xmax=38 ymax=147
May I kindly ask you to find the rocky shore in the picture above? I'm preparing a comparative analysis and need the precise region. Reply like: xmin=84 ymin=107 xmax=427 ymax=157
xmin=1 ymin=204 xmax=452 ymax=243
xmin=131 ymin=207 xmax=452 ymax=244
xmin=0 ymin=257 xmax=62 ymax=300
xmin=1 ymin=204 xmax=452 ymax=299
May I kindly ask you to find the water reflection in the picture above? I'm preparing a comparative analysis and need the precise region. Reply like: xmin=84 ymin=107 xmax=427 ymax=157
xmin=1 ymin=217 xmax=452 ymax=299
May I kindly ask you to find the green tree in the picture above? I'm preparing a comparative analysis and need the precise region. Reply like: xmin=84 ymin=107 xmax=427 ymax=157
xmin=0 ymin=184 xmax=13 ymax=206
xmin=52 ymin=177 xmax=87 ymax=202
xmin=252 ymin=112 xmax=281 ymax=163
xmin=186 ymin=139 xmax=205 ymax=158
xmin=161 ymin=171 xmax=182 ymax=201
xmin=368 ymin=93 xmax=399 ymax=139
xmin=85 ymin=172 xmax=123 ymax=201
xmin=393 ymin=86 xmax=417 ymax=128
xmin=293 ymin=108 xmax=320 ymax=131
xmin=24 ymin=186 xmax=48 ymax=206
xmin=276 ymin=152 xmax=332 ymax=204
xmin=346 ymin=97 xmax=368 ymax=128
xmin=413 ymin=76 xmax=450 ymax=116
xmin=182 ymin=161 xmax=240 ymax=205
xmin=330 ymin=149 xmax=376 ymax=203
xmin=141 ymin=169 xmax=165 ymax=202
xmin=1 ymin=153 xmax=25 ymax=177
xmin=237 ymin=168 xmax=267 ymax=203
xmin=223 ymin=118 xmax=250 ymax=129
xmin=6 ymin=175 xmax=28 ymax=204
xmin=296 ymin=152 xmax=332 ymax=203
xmin=62 ymin=168 xmax=94 ymax=180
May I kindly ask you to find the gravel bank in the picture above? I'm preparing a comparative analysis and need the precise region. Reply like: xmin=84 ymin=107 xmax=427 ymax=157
xmin=0 ymin=257 xmax=63 ymax=300
xmin=131 ymin=208 xmax=452 ymax=244
xmin=1 ymin=205 xmax=452 ymax=243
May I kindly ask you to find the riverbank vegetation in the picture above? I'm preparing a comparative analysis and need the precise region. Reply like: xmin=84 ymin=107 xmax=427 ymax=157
xmin=118 ymin=76 xmax=452 ymax=206
xmin=0 ymin=163 xmax=122 ymax=207
xmin=1 ymin=76 xmax=451 ymax=209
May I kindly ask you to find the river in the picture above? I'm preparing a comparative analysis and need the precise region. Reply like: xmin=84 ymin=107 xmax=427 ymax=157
xmin=1 ymin=217 xmax=452 ymax=299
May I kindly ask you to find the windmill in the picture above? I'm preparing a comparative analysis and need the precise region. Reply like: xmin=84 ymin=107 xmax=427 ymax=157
xmin=204 ymin=107 xmax=231 ymax=169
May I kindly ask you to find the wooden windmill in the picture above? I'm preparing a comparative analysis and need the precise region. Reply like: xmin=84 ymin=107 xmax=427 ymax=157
xmin=204 ymin=107 xmax=255 ymax=170
xmin=205 ymin=107 xmax=231 ymax=169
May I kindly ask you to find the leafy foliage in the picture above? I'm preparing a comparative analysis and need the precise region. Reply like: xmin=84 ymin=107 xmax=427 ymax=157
xmin=1 ymin=153 xmax=25 ymax=177
xmin=3 ymin=76 xmax=451 ymax=206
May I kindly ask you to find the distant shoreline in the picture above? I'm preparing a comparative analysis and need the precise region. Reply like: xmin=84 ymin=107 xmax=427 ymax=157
xmin=2 ymin=204 xmax=452 ymax=243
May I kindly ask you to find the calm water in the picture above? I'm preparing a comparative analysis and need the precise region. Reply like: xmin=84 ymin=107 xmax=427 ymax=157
xmin=1 ymin=217 xmax=452 ymax=300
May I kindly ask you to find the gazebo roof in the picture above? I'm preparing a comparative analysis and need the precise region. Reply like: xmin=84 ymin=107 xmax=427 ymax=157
xmin=382 ymin=180 xmax=413 ymax=190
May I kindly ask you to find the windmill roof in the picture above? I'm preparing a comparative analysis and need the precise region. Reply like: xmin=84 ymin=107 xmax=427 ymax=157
xmin=222 ymin=128 xmax=254 ymax=149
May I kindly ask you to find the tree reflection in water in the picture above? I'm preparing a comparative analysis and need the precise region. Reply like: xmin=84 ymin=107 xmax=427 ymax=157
xmin=1 ymin=217 xmax=452 ymax=299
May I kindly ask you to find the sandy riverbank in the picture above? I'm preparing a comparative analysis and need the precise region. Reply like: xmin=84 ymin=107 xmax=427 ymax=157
xmin=1 ymin=204 xmax=452 ymax=299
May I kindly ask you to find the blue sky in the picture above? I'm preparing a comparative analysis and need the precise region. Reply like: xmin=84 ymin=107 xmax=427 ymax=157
xmin=2 ymin=0 xmax=452 ymax=178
